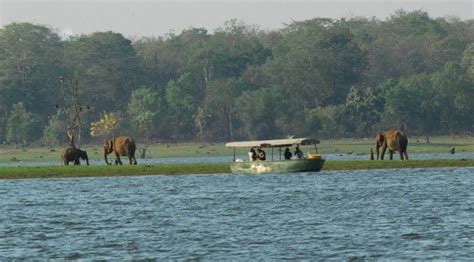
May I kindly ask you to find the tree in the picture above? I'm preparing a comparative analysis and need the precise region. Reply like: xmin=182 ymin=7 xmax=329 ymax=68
xmin=57 ymin=76 xmax=93 ymax=147
xmin=344 ymin=86 xmax=384 ymax=136
xmin=235 ymin=88 xmax=281 ymax=139
xmin=165 ymin=73 xmax=198 ymax=139
xmin=363 ymin=11 xmax=446 ymax=85
xmin=63 ymin=31 xmax=140 ymax=115
xmin=304 ymin=105 xmax=345 ymax=138
xmin=380 ymin=74 xmax=437 ymax=136
xmin=43 ymin=110 xmax=67 ymax=146
xmin=0 ymin=22 xmax=63 ymax=133
xmin=261 ymin=18 xmax=365 ymax=109
xmin=379 ymin=79 xmax=415 ymax=131
xmin=432 ymin=62 xmax=473 ymax=133
xmin=198 ymin=78 xmax=243 ymax=141
xmin=127 ymin=87 xmax=162 ymax=142
xmin=6 ymin=102 xmax=41 ymax=145
xmin=90 ymin=112 xmax=121 ymax=139
xmin=203 ymin=20 xmax=271 ymax=79
xmin=462 ymin=43 xmax=474 ymax=79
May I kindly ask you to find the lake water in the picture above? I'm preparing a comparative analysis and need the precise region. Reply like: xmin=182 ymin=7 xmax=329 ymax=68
xmin=1 ymin=167 xmax=472 ymax=260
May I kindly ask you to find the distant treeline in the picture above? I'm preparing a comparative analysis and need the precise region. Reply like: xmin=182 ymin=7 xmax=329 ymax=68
xmin=0 ymin=10 xmax=473 ymax=145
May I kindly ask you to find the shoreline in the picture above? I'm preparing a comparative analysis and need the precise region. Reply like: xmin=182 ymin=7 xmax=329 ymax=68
xmin=0 ymin=159 xmax=473 ymax=180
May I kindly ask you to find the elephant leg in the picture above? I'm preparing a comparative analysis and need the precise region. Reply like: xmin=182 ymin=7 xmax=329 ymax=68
xmin=404 ymin=151 xmax=409 ymax=160
xmin=380 ymin=146 xmax=387 ymax=160
xmin=399 ymin=151 xmax=404 ymax=160
xmin=74 ymin=158 xmax=81 ymax=165
xmin=128 ymin=155 xmax=137 ymax=165
xmin=389 ymin=150 xmax=394 ymax=160
xmin=114 ymin=153 xmax=123 ymax=165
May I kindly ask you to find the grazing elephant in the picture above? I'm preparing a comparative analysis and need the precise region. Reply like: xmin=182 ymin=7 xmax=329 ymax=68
xmin=376 ymin=129 xmax=409 ymax=160
xmin=62 ymin=147 xmax=89 ymax=165
xmin=103 ymin=136 xmax=137 ymax=165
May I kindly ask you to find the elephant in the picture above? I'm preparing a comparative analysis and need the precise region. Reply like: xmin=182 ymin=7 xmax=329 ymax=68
xmin=61 ymin=147 xmax=89 ymax=165
xmin=103 ymin=136 xmax=138 ymax=165
xmin=375 ymin=129 xmax=409 ymax=160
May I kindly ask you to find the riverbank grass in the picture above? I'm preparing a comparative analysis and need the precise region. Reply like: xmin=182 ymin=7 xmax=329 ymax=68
xmin=1 ymin=159 xmax=473 ymax=179
xmin=1 ymin=135 xmax=472 ymax=163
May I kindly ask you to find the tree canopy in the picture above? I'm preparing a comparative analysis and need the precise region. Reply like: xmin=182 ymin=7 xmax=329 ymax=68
xmin=0 ymin=11 xmax=472 ymax=145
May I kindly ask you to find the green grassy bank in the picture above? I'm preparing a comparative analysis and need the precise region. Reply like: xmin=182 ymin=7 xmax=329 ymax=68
xmin=1 ymin=159 xmax=473 ymax=180
xmin=323 ymin=159 xmax=474 ymax=170
xmin=0 ymin=163 xmax=231 ymax=180
xmin=0 ymin=135 xmax=472 ymax=179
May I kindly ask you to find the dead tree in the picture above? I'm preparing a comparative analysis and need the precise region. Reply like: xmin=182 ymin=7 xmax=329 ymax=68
xmin=59 ymin=76 xmax=92 ymax=148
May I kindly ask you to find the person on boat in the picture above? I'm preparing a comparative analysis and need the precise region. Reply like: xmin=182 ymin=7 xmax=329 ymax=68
xmin=257 ymin=148 xmax=266 ymax=161
xmin=248 ymin=147 xmax=257 ymax=161
xmin=294 ymin=146 xmax=304 ymax=159
xmin=284 ymin=147 xmax=292 ymax=160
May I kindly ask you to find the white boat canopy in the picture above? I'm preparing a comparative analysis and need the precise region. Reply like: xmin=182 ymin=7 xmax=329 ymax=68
xmin=225 ymin=138 xmax=320 ymax=148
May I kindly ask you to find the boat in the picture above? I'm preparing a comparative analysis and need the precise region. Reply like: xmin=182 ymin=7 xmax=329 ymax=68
xmin=225 ymin=138 xmax=325 ymax=174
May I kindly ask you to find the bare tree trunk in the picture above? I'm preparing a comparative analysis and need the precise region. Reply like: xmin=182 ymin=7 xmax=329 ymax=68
xmin=139 ymin=147 xmax=147 ymax=159
xmin=59 ymin=76 xmax=92 ymax=148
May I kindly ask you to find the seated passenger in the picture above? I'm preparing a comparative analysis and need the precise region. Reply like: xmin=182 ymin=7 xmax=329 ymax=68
xmin=248 ymin=147 xmax=257 ymax=161
xmin=284 ymin=147 xmax=292 ymax=160
xmin=257 ymin=148 xmax=266 ymax=161
xmin=294 ymin=146 xmax=304 ymax=159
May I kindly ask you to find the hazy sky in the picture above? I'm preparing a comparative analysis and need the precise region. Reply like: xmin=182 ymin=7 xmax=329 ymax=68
xmin=1 ymin=0 xmax=472 ymax=38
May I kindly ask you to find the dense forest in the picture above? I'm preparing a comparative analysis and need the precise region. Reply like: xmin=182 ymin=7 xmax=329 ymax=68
xmin=0 ymin=10 xmax=473 ymax=146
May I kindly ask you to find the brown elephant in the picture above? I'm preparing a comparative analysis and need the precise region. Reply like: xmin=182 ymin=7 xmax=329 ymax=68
xmin=375 ymin=129 xmax=409 ymax=160
xmin=103 ymin=136 xmax=137 ymax=165
xmin=61 ymin=147 xmax=89 ymax=165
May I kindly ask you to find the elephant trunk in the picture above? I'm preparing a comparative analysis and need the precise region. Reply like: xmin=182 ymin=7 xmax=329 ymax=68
xmin=85 ymin=156 xmax=90 ymax=165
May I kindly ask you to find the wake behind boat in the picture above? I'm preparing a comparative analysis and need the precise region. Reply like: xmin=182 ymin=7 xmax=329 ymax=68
xmin=225 ymin=138 xmax=325 ymax=174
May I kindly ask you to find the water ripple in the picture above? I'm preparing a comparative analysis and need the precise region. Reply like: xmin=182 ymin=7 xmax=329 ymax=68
xmin=0 ymin=167 xmax=473 ymax=260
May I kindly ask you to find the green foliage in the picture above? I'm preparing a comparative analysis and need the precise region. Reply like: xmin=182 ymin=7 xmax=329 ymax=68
xmin=0 ymin=13 xmax=473 ymax=143
xmin=262 ymin=19 xmax=366 ymax=108
xmin=90 ymin=112 xmax=121 ymax=138
xmin=165 ymin=73 xmax=198 ymax=139
xmin=304 ymin=106 xmax=345 ymax=138
xmin=42 ymin=111 xmax=67 ymax=146
xmin=462 ymin=43 xmax=474 ymax=78
xmin=344 ymin=87 xmax=383 ymax=135
xmin=6 ymin=102 xmax=42 ymax=145
xmin=432 ymin=62 xmax=473 ymax=131
xmin=63 ymin=31 xmax=139 ymax=114
xmin=379 ymin=76 xmax=430 ymax=131
xmin=199 ymin=78 xmax=243 ymax=140
xmin=0 ymin=23 xmax=63 ymax=133
xmin=127 ymin=87 xmax=162 ymax=140
xmin=235 ymin=88 xmax=281 ymax=139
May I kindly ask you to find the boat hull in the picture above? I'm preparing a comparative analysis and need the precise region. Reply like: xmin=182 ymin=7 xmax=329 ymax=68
xmin=230 ymin=159 xmax=325 ymax=174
